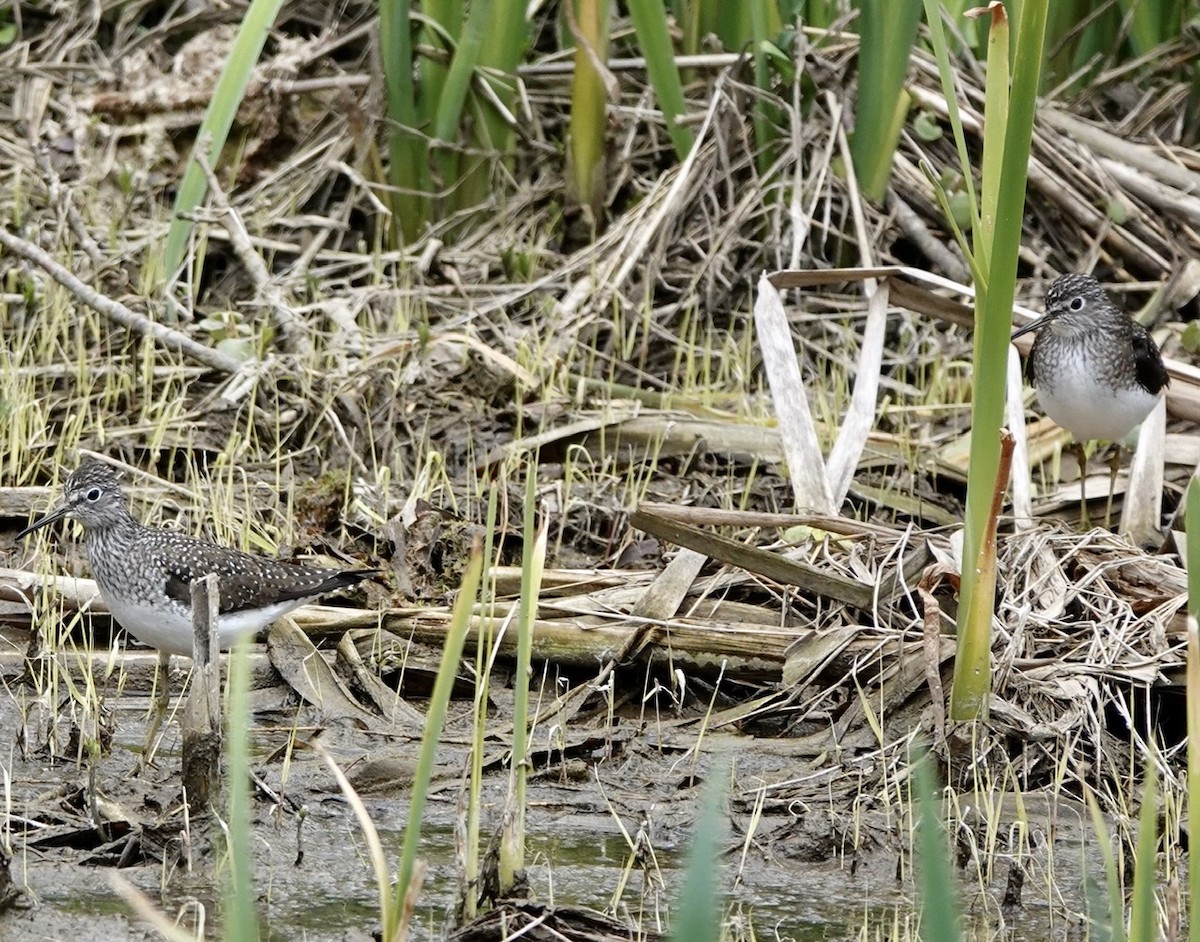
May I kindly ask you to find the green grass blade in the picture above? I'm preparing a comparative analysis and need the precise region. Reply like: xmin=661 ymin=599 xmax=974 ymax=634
xmin=679 ymin=0 xmax=701 ymax=56
xmin=379 ymin=0 xmax=418 ymax=131
xmin=1128 ymin=760 xmax=1158 ymax=941
xmin=432 ymin=2 xmax=489 ymax=145
xmin=380 ymin=0 xmax=431 ymax=243
xmin=428 ymin=0 xmax=490 ymax=203
xmin=317 ymin=747 xmax=396 ymax=935
xmin=476 ymin=0 xmax=530 ymax=154
xmin=802 ymin=0 xmax=837 ymax=30
xmin=418 ymin=0 xmax=464 ymax=129
xmin=992 ymin=0 xmax=1048 ymax=287
xmin=162 ymin=0 xmax=286 ymax=287
xmin=500 ymin=462 xmax=546 ymax=892
xmin=920 ymin=161 xmax=983 ymax=285
xmin=1044 ymin=0 xmax=1102 ymax=90
xmin=462 ymin=481 xmax=501 ymax=921
xmin=224 ymin=639 xmax=258 ymax=940
xmin=852 ymin=0 xmax=922 ymax=202
xmin=386 ymin=0 xmax=528 ymax=235
xmin=913 ymin=753 xmax=963 ymax=942
xmin=976 ymin=2 xmax=1010 ymax=266
xmin=444 ymin=1 xmax=530 ymax=220
xmin=1116 ymin=0 xmax=1169 ymax=58
xmin=628 ymin=0 xmax=695 ymax=160
xmin=748 ymin=0 xmax=781 ymax=168
xmin=1186 ymin=476 xmax=1200 ymax=938
xmin=479 ymin=0 xmax=527 ymax=75
xmin=708 ymin=3 xmax=748 ymax=50
xmin=668 ymin=762 xmax=729 ymax=942
xmin=921 ymin=0 xmax=980 ymax=240
xmin=1084 ymin=789 xmax=1125 ymax=942
xmin=950 ymin=0 xmax=1048 ymax=721
xmin=391 ymin=540 xmax=483 ymax=936
xmin=568 ymin=0 xmax=612 ymax=220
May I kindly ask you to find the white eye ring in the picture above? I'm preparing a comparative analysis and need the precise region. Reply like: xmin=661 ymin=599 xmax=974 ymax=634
xmin=1069 ymin=296 xmax=1085 ymax=311
xmin=86 ymin=487 xmax=102 ymax=501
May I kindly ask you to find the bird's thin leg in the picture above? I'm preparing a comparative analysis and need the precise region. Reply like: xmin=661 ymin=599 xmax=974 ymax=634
xmin=1073 ymin=441 xmax=1091 ymax=530
xmin=1103 ymin=444 xmax=1123 ymax=530
xmin=139 ymin=650 xmax=173 ymax=769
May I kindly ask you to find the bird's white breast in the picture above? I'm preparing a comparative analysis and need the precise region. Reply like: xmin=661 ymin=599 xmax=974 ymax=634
xmin=1038 ymin=354 xmax=1161 ymax=442
xmin=102 ymin=593 xmax=309 ymax=657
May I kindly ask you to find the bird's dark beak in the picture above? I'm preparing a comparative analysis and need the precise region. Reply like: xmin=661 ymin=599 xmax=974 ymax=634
xmin=18 ymin=502 xmax=71 ymax=540
xmin=1011 ymin=315 xmax=1049 ymax=342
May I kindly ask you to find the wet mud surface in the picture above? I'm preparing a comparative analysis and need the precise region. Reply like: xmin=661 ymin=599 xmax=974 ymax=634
xmin=1 ymin=628 xmax=1098 ymax=941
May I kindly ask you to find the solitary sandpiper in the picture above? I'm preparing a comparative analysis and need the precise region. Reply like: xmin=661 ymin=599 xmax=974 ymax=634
xmin=1011 ymin=273 xmax=1169 ymax=519
xmin=18 ymin=459 xmax=376 ymax=657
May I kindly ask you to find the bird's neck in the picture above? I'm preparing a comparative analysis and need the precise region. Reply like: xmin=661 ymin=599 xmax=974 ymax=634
xmin=84 ymin=513 xmax=144 ymax=550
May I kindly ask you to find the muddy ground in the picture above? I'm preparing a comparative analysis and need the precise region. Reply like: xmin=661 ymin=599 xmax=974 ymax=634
xmin=0 ymin=610 xmax=1103 ymax=941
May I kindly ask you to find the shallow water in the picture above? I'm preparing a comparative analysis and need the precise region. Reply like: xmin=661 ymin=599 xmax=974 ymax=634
xmin=0 ymin=651 xmax=1105 ymax=941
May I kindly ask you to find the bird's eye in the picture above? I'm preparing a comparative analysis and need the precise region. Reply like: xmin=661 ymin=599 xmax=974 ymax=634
xmin=1069 ymin=296 xmax=1085 ymax=311
xmin=86 ymin=487 xmax=102 ymax=502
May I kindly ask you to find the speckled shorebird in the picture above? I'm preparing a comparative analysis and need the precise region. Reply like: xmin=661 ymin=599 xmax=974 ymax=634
xmin=1012 ymin=273 xmax=1169 ymax=521
xmin=1012 ymin=274 xmax=1169 ymax=441
xmin=18 ymin=459 xmax=375 ymax=657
